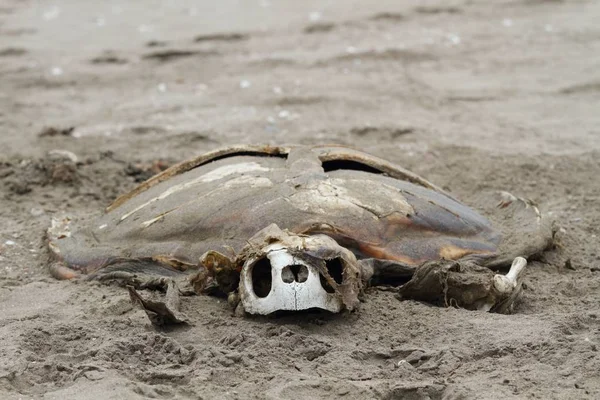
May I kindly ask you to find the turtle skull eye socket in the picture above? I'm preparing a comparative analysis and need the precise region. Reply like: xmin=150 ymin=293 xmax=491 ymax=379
xmin=320 ymin=257 xmax=345 ymax=293
xmin=251 ymin=257 xmax=272 ymax=298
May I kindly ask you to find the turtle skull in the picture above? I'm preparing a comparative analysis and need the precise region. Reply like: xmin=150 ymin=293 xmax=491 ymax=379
xmin=238 ymin=231 xmax=363 ymax=315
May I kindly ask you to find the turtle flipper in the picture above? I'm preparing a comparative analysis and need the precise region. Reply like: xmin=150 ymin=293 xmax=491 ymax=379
xmin=128 ymin=279 xmax=190 ymax=326
xmin=397 ymin=257 xmax=527 ymax=314
xmin=470 ymin=191 xmax=554 ymax=268
xmin=77 ymin=258 xmax=193 ymax=326
xmin=49 ymin=261 xmax=80 ymax=280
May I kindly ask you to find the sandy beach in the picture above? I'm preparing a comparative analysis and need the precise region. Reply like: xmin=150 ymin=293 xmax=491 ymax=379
xmin=1 ymin=0 xmax=599 ymax=398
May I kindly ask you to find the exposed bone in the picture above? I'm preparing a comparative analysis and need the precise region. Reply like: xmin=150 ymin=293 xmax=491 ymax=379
xmin=239 ymin=245 xmax=344 ymax=314
xmin=48 ymin=149 xmax=78 ymax=163
xmin=237 ymin=227 xmax=363 ymax=315
xmin=493 ymin=257 xmax=527 ymax=295
xmin=477 ymin=256 xmax=528 ymax=312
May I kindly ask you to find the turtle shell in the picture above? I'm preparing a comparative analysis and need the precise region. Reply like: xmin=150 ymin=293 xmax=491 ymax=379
xmin=47 ymin=145 xmax=550 ymax=278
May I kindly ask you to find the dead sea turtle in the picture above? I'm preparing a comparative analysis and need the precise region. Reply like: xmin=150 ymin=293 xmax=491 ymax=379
xmin=47 ymin=145 xmax=553 ymax=324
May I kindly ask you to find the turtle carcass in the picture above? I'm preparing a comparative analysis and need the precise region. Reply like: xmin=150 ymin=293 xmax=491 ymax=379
xmin=47 ymin=145 xmax=553 ymax=323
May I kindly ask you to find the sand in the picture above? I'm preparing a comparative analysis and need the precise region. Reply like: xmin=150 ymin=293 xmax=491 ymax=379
xmin=1 ymin=0 xmax=599 ymax=398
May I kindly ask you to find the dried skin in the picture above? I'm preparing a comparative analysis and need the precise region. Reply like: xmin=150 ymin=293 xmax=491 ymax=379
xmin=128 ymin=280 xmax=189 ymax=325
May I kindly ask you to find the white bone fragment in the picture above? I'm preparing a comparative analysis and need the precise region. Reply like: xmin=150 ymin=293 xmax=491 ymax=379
xmin=477 ymin=257 xmax=527 ymax=312
xmin=493 ymin=257 xmax=527 ymax=295
xmin=48 ymin=149 xmax=78 ymax=163
xmin=239 ymin=243 xmax=343 ymax=315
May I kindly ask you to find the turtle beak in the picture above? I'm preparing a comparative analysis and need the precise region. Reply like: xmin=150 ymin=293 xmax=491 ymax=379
xmin=237 ymin=232 xmax=363 ymax=315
